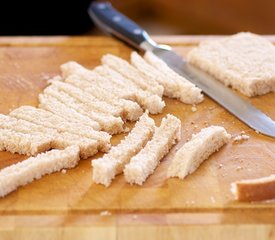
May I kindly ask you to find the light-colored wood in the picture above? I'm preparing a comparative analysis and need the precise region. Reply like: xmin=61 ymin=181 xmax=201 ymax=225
xmin=0 ymin=36 xmax=274 ymax=240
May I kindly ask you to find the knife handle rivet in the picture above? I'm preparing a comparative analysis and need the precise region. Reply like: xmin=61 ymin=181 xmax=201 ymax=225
xmin=133 ymin=29 xmax=142 ymax=35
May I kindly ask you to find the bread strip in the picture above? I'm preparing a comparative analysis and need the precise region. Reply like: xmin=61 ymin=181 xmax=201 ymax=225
xmin=167 ymin=126 xmax=231 ymax=179
xmin=124 ymin=114 xmax=181 ymax=185
xmin=101 ymin=54 xmax=164 ymax=97
xmin=231 ymin=175 xmax=275 ymax=202
xmin=48 ymin=79 xmax=123 ymax=117
xmin=95 ymin=65 xmax=165 ymax=114
xmin=144 ymin=51 xmax=204 ymax=104
xmin=92 ymin=112 xmax=155 ymax=187
xmin=38 ymin=94 xmax=101 ymax=130
xmin=42 ymin=85 xmax=124 ymax=135
xmin=187 ymin=32 xmax=275 ymax=97
xmin=0 ymin=128 xmax=52 ymax=156
xmin=9 ymin=106 xmax=111 ymax=152
xmin=0 ymin=113 xmax=102 ymax=158
xmin=62 ymin=62 xmax=164 ymax=115
xmin=0 ymin=146 xmax=80 ymax=197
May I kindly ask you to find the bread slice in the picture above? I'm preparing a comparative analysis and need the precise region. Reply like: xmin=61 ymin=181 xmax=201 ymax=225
xmin=0 ymin=113 xmax=101 ymax=159
xmin=144 ymin=51 xmax=204 ymax=104
xmin=38 ymin=94 xmax=101 ymax=130
xmin=9 ymin=106 xmax=111 ymax=152
xmin=42 ymin=84 xmax=124 ymax=135
xmin=187 ymin=32 xmax=275 ymax=97
xmin=167 ymin=126 xmax=231 ymax=179
xmin=92 ymin=112 xmax=155 ymax=187
xmin=94 ymin=65 xmax=165 ymax=114
xmin=0 ymin=145 xmax=80 ymax=197
xmin=47 ymin=78 xmax=123 ymax=117
xmin=124 ymin=114 xmax=181 ymax=185
xmin=231 ymin=174 xmax=275 ymax=202
xmin=0 ymin=128 xmax=52 ymax=156
xmin=62 ymin=62 xmax=164 ymax=115
xmin=101 ymin=54 xmax=164 ymax=97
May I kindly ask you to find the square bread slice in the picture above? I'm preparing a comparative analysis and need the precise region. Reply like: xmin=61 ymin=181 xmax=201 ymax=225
xmin=143 ymin=51 xmax=204 ymax=104
xmin=187 ymin=32 xmax=275 ymax=97
xmin=92 ymin=112 xmax=155 ymax=187
xmin=0 ymin=145 xmax=80 ymax=197
xmin=124 ymin=114 xmax=181 ymax=185
xmin=167 ymin=126 xmax=231 ymax=179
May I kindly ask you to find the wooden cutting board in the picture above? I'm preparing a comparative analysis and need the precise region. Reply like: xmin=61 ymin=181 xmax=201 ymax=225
xmin=0 ymin=36 xmax=274 ymax=240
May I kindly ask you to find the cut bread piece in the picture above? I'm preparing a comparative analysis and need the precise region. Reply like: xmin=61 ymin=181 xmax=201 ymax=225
xmin=167 ymin=126 xmax=231 ymax=179
xmin=231 ymin=174 xmax=275 ymax=202
xmin=94 ymin=65 xmax=165 ymax=114
xmin=0 ymin=128 xmax=52 ymax=156
xmin=42 ymin=85 xmax=124 ymax=135
xmin=9 ymin=106 xmax=111 ymax=152
xmin=187 ymin=32 xmax=275 ymax=97
xmin=38 ymin=94 xmax=101 ymax=130
xmin=0 ymin=113 xmax=101 ymax=159
xmin=47 ymin=79 xmax=124 ymax=117
xmin=144 ymin=51 xmax=203 ymax=104
xmin=101 ymin=54 xmax=164 ymax=97
xmin=63 ymin=74 xmax=143 ymax=121
xmin=92 ymin=112 xmax=155 ymax=187
xmin=0 ymin=146 xmax=80 ymax=197
xmin=62 ymin=62 xmax=164 ymax=114
xmin=124 ymin=114 xmax=181 ymax=185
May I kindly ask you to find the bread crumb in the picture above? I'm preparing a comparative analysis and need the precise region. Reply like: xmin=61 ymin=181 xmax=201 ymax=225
xmin=233 ymin=133 xmax=250 ymax=142
xmin=191 ymin=105 xmax=197 ymax=112
xmin=218 ymin=163 xmax=223 ymax=169
xmin=100 ymin=211 xmax=111 ymax=216
xmin=236 ymin=166 xmax=242 ymax=171
xmin=61 ymin=169 xmax=67 ymax=174
xmin=255 ymin=130 xmax=259 ymax=134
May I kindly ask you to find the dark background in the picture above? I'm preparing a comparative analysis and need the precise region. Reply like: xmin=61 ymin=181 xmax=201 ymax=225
xmin=0 ymin=0 xmax=274 ymax=35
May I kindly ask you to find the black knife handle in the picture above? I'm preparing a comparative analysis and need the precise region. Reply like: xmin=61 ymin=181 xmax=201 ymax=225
xmin=88 ymin=2 xmax=157 ymax=50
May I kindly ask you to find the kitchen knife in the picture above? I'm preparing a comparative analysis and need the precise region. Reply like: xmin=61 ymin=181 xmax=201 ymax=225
xmin=88 ymin=2 xmax=275 ymax=138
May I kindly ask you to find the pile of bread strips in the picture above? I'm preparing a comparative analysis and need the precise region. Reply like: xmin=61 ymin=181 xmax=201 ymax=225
xmin=0 ymin=32 xmax=274 ymax=202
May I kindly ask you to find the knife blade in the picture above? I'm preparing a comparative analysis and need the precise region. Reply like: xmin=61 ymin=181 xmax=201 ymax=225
xmin=88 ymin=2 xmax=275 ymax=138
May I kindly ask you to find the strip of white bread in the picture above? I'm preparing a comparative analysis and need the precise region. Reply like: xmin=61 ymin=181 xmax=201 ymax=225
xmin=0 ymin=128 xmax=52 ymax=156
xmin=143 ymin=51 xmax=204 ymax=104
xmin=0 ymin=145 xmax=80 ymax=197
xmin=9 ymin=106 xmax=111 ymax=153
xmin=187 ymin=32 xmax=275 ymax=97
xmin=92 ymin=112 xmax=155 ymax=187
xmin=47 ymin=77 xmax=124 ymax=118
xmin=101 ymin=54 xmax=164 ymax=97
xmin=94 ymin=65 xmax=165 ymax=114
xmin=231 ymin=174 xmax=275 ymax=202
xmin=38 ymin=94 xmax=101 ymax=130
xmin=61 ymin=62 xmax=164 ymax=114
xmin=0 ymin=114 xmax=100 ymax=159
xmin=124 ymin=114 xmax=181 ymax=185
xmin=167 ymin=126 xmax=231 ymax=179
xmin=41 ymin=84 xmax=124 ymax=135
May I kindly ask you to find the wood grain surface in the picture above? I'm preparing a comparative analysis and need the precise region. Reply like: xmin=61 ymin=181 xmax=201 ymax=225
xmin=0 ymin=36 xmax=274 ymax=240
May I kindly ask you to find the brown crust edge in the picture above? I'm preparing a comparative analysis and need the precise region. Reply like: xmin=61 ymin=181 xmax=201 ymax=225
xmin=231 ymin=175 xmax=275 ymax=202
